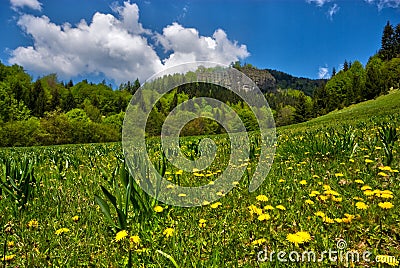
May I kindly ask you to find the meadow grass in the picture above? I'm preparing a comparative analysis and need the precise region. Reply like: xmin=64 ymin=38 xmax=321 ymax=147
xmin=1 ymin=91 xmax=399 ymax=267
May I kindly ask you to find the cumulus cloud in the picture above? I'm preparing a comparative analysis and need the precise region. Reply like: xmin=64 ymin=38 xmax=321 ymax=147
xmin=10 ymin=0 xmax=42 ymax=11
xmin=318 ymin=66 xmax=330 ymax=79
xmin=327 ymin=3 xmax=340 ymax=20
xmin=306 ymin=0 xmax=331 ymax=7
xmin=8 ymin=1 xmax=249 ymax=84
xmin=365 ymin=0 xmax=400 ymax=9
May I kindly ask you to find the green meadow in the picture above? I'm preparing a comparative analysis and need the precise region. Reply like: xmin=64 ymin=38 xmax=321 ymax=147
xmin=1 ymin=90 xmax=399 ymax=267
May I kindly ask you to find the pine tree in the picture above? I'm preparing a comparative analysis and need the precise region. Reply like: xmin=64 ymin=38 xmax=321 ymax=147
xmin=343 ymin=60 xmax=349 ymax=71
xmin=332 ymin=67 xmax=336 ymax=77
xmin=379 ymin=21 xmax=395 ymax=61
xmin=394 ymin=23 xmax=400 ymax=57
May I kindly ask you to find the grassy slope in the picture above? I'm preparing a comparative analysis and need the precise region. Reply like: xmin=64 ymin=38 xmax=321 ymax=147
xmin=280 ymin=89 xmax=400 ymax=132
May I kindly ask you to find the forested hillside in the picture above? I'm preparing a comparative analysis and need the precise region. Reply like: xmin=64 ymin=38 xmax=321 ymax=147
xmin=0 ymin=21 xmax=399 ymax=147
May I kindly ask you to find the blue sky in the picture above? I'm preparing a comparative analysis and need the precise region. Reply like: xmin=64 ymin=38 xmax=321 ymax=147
xmin=1 ymin=0 xmax=400 ymax=86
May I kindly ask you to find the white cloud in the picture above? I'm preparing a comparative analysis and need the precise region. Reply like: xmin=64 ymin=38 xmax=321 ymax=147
xmin=318 ymin=66 xmax=330 ymax=79
xmin=10 ymin=0 xmax=42 ymax=11
xmin=365 ymin=0 xmax=400 ymax=10
xmin=306 ymin=0 xmax=331 ymax=7
xmin=9 ymin=1 xmax=249 ymax=84
xmin=327 ymin=3 xmax=340 ymax=20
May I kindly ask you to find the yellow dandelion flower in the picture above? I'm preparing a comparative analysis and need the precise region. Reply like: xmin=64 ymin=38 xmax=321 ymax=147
xmin=361 ymin=185 xmax=372 ymax=191
xmin=72 ymin=216 xmax=79 ymax=222
xmin=252 ymin=238 xmax=267 ymax=246
xmin=216 ymin=191 xmax=224 ymax=196
xmin=365 ymin=159 xmax=373 ymax=163
xmin=355 ymin=202 xmax=369 ymax=210
xmin=210 ymin=202 xmax=222 ymax=209
xmin=278 ymin=179 xmax=285 ymax=183
xmin=296 ymin=231 xmax=311 ymax=243
xmin=312 ymin=175 xmax=320 ymax=178
xmin=334 ymin=218 xmax=343 ymax=223
xmin=305 ymin=199 xmax=314 ymax=205
xmin=332 ymin=197 xmax=342 ymax=202
xmin=299 ymin=180 xmax=307 ymax=185
xmin=2 ymin=254 xmax=15 ymax=261
xmin=378 ymin=202 xmax=394 ymax=209
xmin=130 ymin=235 xmax=141 ymax=245
xmin=199 ymin=219 xmax=207 ymax=228
xmin=349 ymin=159 xmax=355 ymax=163
xmin=378 ymin=166 xmax=392 ymax=171
xmin=318 ymin=195 xmax=328 ymax=201
xmin=208 ymin=181 xmax=215 ymax=185
xmin=7 ymin=241 xmax=14 ymax=248
xmin=378 ymin=172 xmax=389 ymax=177
xmin=232 ymin=181 xmax=239 ymax=186
xmin=27 ymin=219 xmax=38 ymax=228
xmin=324 ymin=190 xmax=340 ymax=196
xmin=311 ymin=190 xmax=321 ymax=195
xmin=257 ymin=213 xmax=271 ymax=221
xmin=115 ymin=230 xmax=128 ymax=242
xmin=335 ymin=173 xmax=344 ymax=177
xmin=256 ymin=195 xmax=269 ymax=202
xmin=175 ymin=170 xmax=183 ymax=175
xmin=163 ymin=227 xmax=174 ymax=238
xmin=178 ymin=193 xmax=186 ymax=197
xmin=381 ymin=194 xmax=394 ymax=199
xmin=154 ymin=205 xmax=163 ymax=213
xmin=364 ymin=190 xmax=374 ymax=196
xmin=354 ymin=179 xmax=364 ymax=184
xmin=248 ymin=205 xmax=263 ymax=215
xmin=322 ymin=185 xmax=331 ymax=190
xmin=315 ymin=211 xmax=325 ymax=217
xmin=264 ymin=205 xmax=274 ymax=210
xmin=166 ymin=185 xmax=174 ymax=189
xmin=202 ymin=201 xmax=210 ymax=206
xmin=322 ymin=217 xmax=335 ymax=224
xmin=276 ymin=205 xmax=286 ymax=211
xmin=55 ymin=228 xmax=70 ymax=235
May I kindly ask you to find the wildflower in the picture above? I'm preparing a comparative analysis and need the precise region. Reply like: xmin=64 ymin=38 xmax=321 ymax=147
xmin=378 ymin=202 xmax=394 ymax=209
xmin=163 ymin=228 xmax=174 ymax=238
xmin=315 ymin=211 xmax=325 ymax=217
xmin=27 ymin=219 xmax=39 ymax=228
xmin=202 ymin=201 xmax=210 ymax=206
xmin=286 ymin=231 xmax=311 ymax=246
xmin=378 ymin=172 xmax=389 ymax=177
xmin=299 ymin=180 xmax=307 ymax=185
xmin=276 ymin=205 xmax=286 ymax=211
xmin=296 ymin=231 xmax=311 ymax=243
xmin=335 ymin=173 xmax=344 ymax=177
xmin=324 ymin=190 xmax=340 ymax=196
xmin=55 ymin=228 xmax=70 ymax=235
xmin=166 ymin=185 xmax=174 ymax=189
xmin=72 ymin=216 xmax=79 ymax=222
xmin=361 ymin=185 xmax=372 ymax=191
xmin=365 ymin=159 xmax=373 ymax=163
xmin=349 ymin=159 xmax=355 ymax=163
xmin=332 ymin=197 xmax=342 ymax=202
xmin=322 ymin=185 xmax=331 ymax=190
xmin=378 ymin=166 xmax=392 ymax=171
xmin=278 ymin=179 xmax=285 ymax=183
xmin=129 ymin=235 xmax=141 ymax=245
xmin=354 ymin=179 xmax=364 ymax=184
xmin=7 ymin=241 xmax=14 ymax=248
xmin=305 ymin=199 xmax=314 ymax=205
xmin=322 ymin=217 xmax=335 ymax=224
xmin=1 ymin=255 xmax=15 ymax=261
xmin=210 ymin=202 xmax=222 ymax=209
xmin=154 ymin=205 xmax=164 ymax=213
xmin=199 ymin=219 xmax=207 ymax=228
xmin=257 ymin=213 xmax=271 ymax=221
xmin=318 ymin=195 xmax=328 ymax=201
xmin=216 ymin=191 xmax=224 ymax=196
xmin=364 ymin=190 xmax=374 ymax=196
xmin=248 ymin=205 xmax=263 ymax=215
xmin=334 ymin=218 xmax=343 ymax=223
xmin=312 ymin=175 xmax=320 ymax=178
xmin=178 ymin=193 xmax=186 ymax=197
xmin=256 ymin=195 xmax=269 ymax=202
xmin=355 ymin=202 xmax=369 ymax=210
xmin=252 ymin=238 xmax=267 ymax=246
xmin=115 ymin=230 xmax=128 ymax=242
xmin=264 ymin=205 xmax=274 ymax=210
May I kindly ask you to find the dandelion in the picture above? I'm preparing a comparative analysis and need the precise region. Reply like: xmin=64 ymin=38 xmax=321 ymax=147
xmin=361 ymin=185 xmax=372 ymax=191
xmin=115 ymin=230 xmax=128 ymax=242
xmin=7 ymin=241 xmax=14 ymax=248
xmin=1 ymin=254 xmax=15 ymax=261
xmin=55 ymin=228 xmax=70 ymax=235
xmin=318 ymin=195 xmax=328 ymax=201
xmin=163 ymin=228 xmax=174 ymax=238
xmin=256 ymin=195 xmax=269 ymax=202
xmin=378 ymin=202 xmax=394 ymax=209
xmin=378 ymin=166 xmax=392 ymax=171
xmin=322 ymin=217 xmax=335 ymax=224
xmin=315 ymin=211 xmax=325 ymax=217
xmin=166 ymin=184 xmax=174 ymax=189
xmin=154 ymin=205 xmax=164 ymax=213
xmin=355 ymin=202 xmax=369 ymax=210
xmin=72 ymin=216 xmax=79 ymax=222
xmin=264 ymin=205 xmax=274 ymax=210
xmin=354 ymin=179 xmax=364 ymax=184
xmin=210 ymin=202 xmax=222 ymax=209
xmin=199 ymin=219 xmax=207 ymax=228
xmin=299 ymin=180 xmax=307 ymax=185
xmin=349 ymin=159 xmax=355 ymax=163
xmin=286 ymin=231 xmax=311 ymax=246
xmin=332 ymin=196 xmax=342 ymax=202
xmin=276 ymin=205 xmax=286 ymax=211
xmin=252 ymin=238 xmax=267 ymax=246
xmin=334 ymin=218 xmax=343 ymax=223
xmin=364 ymin=190 xmax=374 ymax=196
xmin=305 ymin=199 xmax=314 ymax=205
xmin=278 ymin=179 xmax=285 ymax=183
xmin=257 ymin=213 xmax=271 ymax=221
xmin=248 ymin=205 xmax=263 ymax=215
xmin=216 ymin=191 xmax=224 ymax=196
xmin=178 ymin=193 xmax=187 ymax=197
xmin=129 ymin=235 xmax=141 ymax=245
xmin=202 ymin=201 xmax=210 ymax=206
xmin=378 ymin=172 xmax=389 ymax=177
xmin=335 ymin=173 xmax=344 ymax=177
xmin=27 ymin=219 xmax=38 ymax=228
xmin=312 ymin=175 xmax=320 ymax=178
xmin=296 ymin=231 xmax=311 ymax=243
xmin=365 ymin=159 xmax=373 ymax=163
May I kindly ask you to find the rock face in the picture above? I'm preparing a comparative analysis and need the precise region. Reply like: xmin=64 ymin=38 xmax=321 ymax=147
xmin=240 ymin=66 xmax=277 ymax=93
